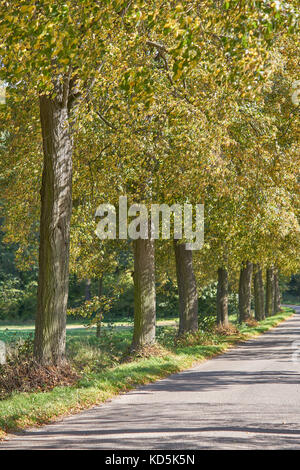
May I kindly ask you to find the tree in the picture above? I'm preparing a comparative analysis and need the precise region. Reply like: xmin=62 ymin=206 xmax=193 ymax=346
xmin=265 ymin=267 xmax=275 ymax=317
xmin=174 ymin=241 xmax=198 ymax=334
xmin=273 ymin=268 xmax=281 ymax=314
xmin=96 ymin=275 xmax=104 ymax=338
xmin=0 ymin=2 xmax=113 ymax=362
xmin=1 ymin=1 xmax=162 ymax=362
xmin=131 ymin=237 xmax=156 ymax=349
xmin=34 ymin=86 xmax=77 ymax=364
xmin=217 ymin=267 xmax=229 ymax=327
xmin=239 ymin=261 xmax=253 ymax=323
xmin=253 ymin=264 xmax=265 ymax=321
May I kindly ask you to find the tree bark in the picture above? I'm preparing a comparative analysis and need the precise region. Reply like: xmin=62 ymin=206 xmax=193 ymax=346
xmin=34 ymin=93 xmax=73 ymax=365
xmin=273 ymin=268 xmax=281 ymax=314
xmin=85 ymin=278 xmax=92 ymax=301
xmin=253 ymin=264 xmax=265 ymax=321
xmin=131 ymin=238 xmax=156 ymax=349
xmin=174 ymin=241 xmax=198 ymax=334
xmin=96 ymin=275 xmax=103 ymax=338
xmin=265 ymin=267 xmax=275 ymax=317
xmin=216 ymin=267 xmax=229 ymax=327
xmin=238 ymin=261 xmax=253 ymax=323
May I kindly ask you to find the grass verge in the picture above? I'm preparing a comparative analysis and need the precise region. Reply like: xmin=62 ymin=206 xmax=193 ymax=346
xmin=0 ymin=307 xmax=294 ymax=439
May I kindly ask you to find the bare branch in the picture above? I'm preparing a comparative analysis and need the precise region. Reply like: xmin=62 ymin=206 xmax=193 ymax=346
xmin=96 ymin=110 xmax=117 ymax=130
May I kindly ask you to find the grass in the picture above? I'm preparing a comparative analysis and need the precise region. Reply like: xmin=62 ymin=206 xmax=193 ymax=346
xmin=0 ymin=307 xmax=294 ymax=439
xmin=0 ymin=318 xmax=178 ymax=344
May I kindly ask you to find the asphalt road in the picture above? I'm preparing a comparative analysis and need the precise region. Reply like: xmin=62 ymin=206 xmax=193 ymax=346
xmin=1 ymin=307 xmax=300 ymax=450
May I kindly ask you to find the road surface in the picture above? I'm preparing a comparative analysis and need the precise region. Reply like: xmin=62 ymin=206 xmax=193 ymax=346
xmin=1 ymin=307 xmax=300 ymax=450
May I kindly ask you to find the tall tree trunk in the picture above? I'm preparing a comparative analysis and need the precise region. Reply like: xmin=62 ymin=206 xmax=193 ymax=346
xmin=265 ymin=267 xmax=275 ymax=317
xmin=96 ymin=275 xmax=103 ymax=338
xmin=216 ymin=267 xmax=229 ymax=327
xmin=85 ymin=278 xmax=92 ymax=301
xmin=174 ymin=241 xmax=198 ymax=335
xmin=273 ymin=268 xmax=281 ymax=314
xmin=253 ymin=264 xmax=264 ymax=321
xmin=34 ymin=93 xmax=73 ymax=365
xmin=238 ymin=261 xmax=253 ymax=323
xmin=131 ymin=238 xmax=156 ymax=349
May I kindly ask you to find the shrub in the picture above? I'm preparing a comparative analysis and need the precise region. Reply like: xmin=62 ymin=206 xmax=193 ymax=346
xmin=0 ymin=278 xmax=37 ymax=321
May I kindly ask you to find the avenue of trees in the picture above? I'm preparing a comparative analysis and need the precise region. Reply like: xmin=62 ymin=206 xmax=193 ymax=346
xmin=0 ymin=1 xmax=299 ymax=365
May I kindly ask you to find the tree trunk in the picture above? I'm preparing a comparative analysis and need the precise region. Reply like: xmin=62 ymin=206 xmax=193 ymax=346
xmin=216 ymin=267 xmax=229 ymax=327
xmin=273 ymin=268 xmax=281 ymax=314
xmin=96 ymin=275 xmax=103 ymax=338
xmin=96 ymin=322 xmax=101 ymax=338
xmin=265 ymin=267 xmax=275 ymax=317
xmin=85 ymin=278 xmax=92 ymax=301
xmin=34 ymin=94 xmax=73 ymax=365
xmin=253 ymin=264 xmax=265 ymax=321
xmin=174 ymin=241 xmax=198 ymax=334
xmin=131 ymin=238 xmax=156 ymax=349
xmin=238 ymin=261 xmax=253 ymax=323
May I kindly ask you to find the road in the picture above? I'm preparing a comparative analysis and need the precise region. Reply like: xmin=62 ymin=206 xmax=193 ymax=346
xmin=1 ymin=307 xmax=300 ymax=450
